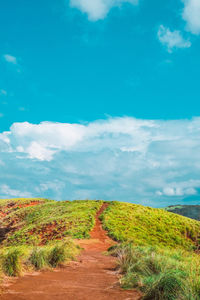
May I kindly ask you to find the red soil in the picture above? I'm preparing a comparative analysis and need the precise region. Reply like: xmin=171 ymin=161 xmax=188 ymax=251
xmin=0 ymin=201 xmax=42 ymax=218
xmin=0 ymin=203 xmax=141 ymax=300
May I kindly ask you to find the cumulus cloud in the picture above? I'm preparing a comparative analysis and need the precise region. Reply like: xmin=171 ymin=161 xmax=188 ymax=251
xmin=3 ymin=54 xmax=17 ymax=64
xmin=0 ymin=117 xmax=200 ymax=206
xmin=69 ymin=0 xmax=138 ymax=21
xmin=158 ymin=25 xmax=191 ymax=52
xmin=182 ymin=0 xmax=200 ymax=35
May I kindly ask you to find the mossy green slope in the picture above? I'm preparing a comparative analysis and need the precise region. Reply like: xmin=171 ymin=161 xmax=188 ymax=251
xmin=101 ymin=201 xmax=200 ymax=251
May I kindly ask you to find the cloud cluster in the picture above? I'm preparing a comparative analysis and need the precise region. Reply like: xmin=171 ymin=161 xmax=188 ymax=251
xmin=70 ymin=0 xmax=138 ymax=21
xmin=158 ymin=25 xmax=191 ymax=52
xmin=0 ymin=117 xmax=200 ymax=206
xmin=182 ymin=0 xmax=200 ymax=35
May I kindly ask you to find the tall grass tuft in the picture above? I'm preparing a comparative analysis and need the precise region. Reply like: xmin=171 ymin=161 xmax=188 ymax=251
xmin=142 ymin=269 xmax=186 ymax=300
xmin=111 ymin=243 xmax=200 ymax=300
xmin=48 ymin=240 xmax=78 ymax=267
xmin=2 ymin=247 xmax=23 ymax=276
xmin=29 ymin=247 xmax=48 ymax=270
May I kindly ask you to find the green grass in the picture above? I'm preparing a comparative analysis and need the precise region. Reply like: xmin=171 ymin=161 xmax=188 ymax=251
xmin=1 ymin=247 xmax=24 ymax=276
xmin=0 ymin=239 xmax=80 ymax=277
xmin=101 ymin=201 xmax=200 ymax=251
xmin=1 ymin=198 xmax=200 ymax=298
xmin=110 ymin=243 xmax=200 ymax=300
xmin=1 ymin=200 xmax=102 ymax=246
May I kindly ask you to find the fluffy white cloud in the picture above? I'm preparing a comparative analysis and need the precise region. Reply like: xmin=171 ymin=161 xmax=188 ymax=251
xmin=182 ymin=0 xmax=200 ymax=35
xmin=0 ymin=117 xmax=200 ymax=206
xmin=3 ymin=54 xmax=17 ymax=64
xmin=158 ymin=25 xmax=191 ymax=52
xmin=70 ymin=0 xmax=138 ymax=21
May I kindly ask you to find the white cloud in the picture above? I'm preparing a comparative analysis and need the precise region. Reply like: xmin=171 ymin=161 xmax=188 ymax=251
xmin=156 ymin=179 xmax=200 ymax=197
xmin=0 ymin=117 xmax=200 ymax=206
xmin=158 ymin=25 xmax=191 ymax=52
xmin=182 ymin=0 xmax=200 ymax=35
xmin=0 ymin=184 xmax=32 ymax=198
xmin=70 ymin=0 xmax=138 ymax=21
xmin=3 ymin=54 xmax=17 ymax=64
xmin=157 ymin=186 xmax=197 ymax=197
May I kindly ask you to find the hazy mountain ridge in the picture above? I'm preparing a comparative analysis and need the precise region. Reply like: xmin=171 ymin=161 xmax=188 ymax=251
xmin=165 ymin=205 xmax=200 ymax=221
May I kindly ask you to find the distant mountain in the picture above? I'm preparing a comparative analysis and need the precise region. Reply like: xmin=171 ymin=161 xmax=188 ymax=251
xmin=165 ymin=205 xmax=200 ymax=221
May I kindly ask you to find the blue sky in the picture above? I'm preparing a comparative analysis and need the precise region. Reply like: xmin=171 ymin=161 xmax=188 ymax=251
xmin=0 ymin=0 xmax=200 ymax=206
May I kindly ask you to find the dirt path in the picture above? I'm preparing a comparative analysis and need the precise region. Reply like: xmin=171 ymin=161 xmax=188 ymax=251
xmin=0 ymin=203 xmax=141 ymax=300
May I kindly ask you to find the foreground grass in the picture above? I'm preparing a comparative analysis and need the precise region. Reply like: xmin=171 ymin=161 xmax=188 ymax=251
xmin=101 ymin=201 xmax=200 ymax=251
xmin=111 ymin=243 xmax=200 ymax=300
xmin=0 ymin=239 xmax=80 ymax=277
xmin=1 ymin=200 xmax=102 ymax=246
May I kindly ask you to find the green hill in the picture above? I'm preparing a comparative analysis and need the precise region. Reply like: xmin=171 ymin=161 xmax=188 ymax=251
xmin=1 ymin=198 xmax=200 ymax=299
xmin=101 ymin=201 xmax=200 ymax=251
xmin=1 ymin=198 xmax=200 ymax=251
xmin=0 ymin=198 xmax=102 ymax=246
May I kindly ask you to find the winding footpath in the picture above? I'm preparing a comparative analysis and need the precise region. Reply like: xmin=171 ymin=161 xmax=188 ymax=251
xmin=0 ymin=203 xmax=141 ymax=300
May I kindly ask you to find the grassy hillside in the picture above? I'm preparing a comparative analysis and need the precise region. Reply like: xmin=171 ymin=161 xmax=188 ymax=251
xmin=1 ymin=198 xmax=200 ymax=299
xmin=0 ymin=198 xmax=100 ymax=280
xmin=101 ymin=201 xmax=200 ymax=251
xmin=165 ymin=205 xmax=200 ymax=221
xmin=101 ymin=202 xmax=200 ymax=299
xmin=0 ymin=199 xmax=102 ymax=246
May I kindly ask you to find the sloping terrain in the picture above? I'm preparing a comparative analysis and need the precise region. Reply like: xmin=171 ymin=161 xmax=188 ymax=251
xmin=165 ymin=205 xmax=200 ymax=221
xmin=0 ymin=199 xmax=102 ymax=246
xmin=101 ymin=201 xmax=200 ymax=250
xmin=1 ymin=199 xmax=200 ymax=299
xmin=0 ymin=203 xmax=141 ymax=300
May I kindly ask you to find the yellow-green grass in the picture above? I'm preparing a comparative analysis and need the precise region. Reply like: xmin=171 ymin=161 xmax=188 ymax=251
xmin=0 ymin=239 xmax=80 ymax=277
xmin=1 ymin=199 xmax=102 ymax=246
xmin=101 ymin=201 xmax=200 ymax=251
xmin=111 ymin=243 xmax=200 ymax=300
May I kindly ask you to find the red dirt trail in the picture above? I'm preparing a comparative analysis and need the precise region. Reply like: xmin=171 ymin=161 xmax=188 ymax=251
xmin=0 ymin=203 xmax=141 ymax=300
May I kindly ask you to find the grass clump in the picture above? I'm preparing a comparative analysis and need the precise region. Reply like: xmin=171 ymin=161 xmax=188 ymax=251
xmin=1 ymin=247 xmax=24 ymax=276
xmin=29 ymin=239 xmax=79 ymax=270
xmin=48 ymin=239 xmax=79 ymax=267
xmin=29 ymin=247 xmax=48 ymax=270
xmin=0 ymin=239 xmax=80 ymax=277
xmin=111 ymin=243 xmax=200 ymax=300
